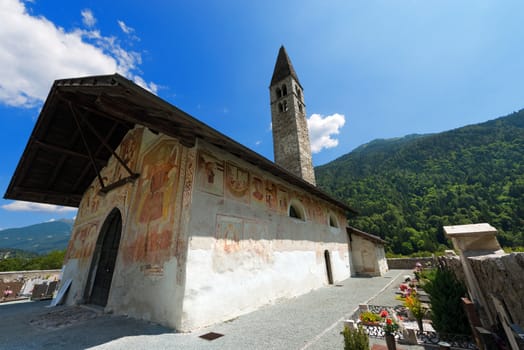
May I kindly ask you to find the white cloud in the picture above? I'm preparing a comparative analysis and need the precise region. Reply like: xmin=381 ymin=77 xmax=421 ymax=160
xmin=81 ymin=9 xmax=96 ymax=27
xmin=117 ymin=20 xmax=134 ymax=34
xmin=0 ymin=0 xmax=156 ymax=108
xmin=2 ymin=201 xmax=77 ymax=213
xmin=307 ymin=113 xmax=346 ymax=153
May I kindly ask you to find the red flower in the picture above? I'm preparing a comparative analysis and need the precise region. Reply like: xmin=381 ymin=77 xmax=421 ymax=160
xmin=386 ymin=318 xmax=393 ymax=325
xmin=380 ymin=310 xmax=388 ymax=318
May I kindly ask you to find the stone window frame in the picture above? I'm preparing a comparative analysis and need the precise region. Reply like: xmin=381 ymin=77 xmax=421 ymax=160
xmin=328 ymin=212 xmax=339 ymax=228
xmin=295 ymin=84 xmax=301 ymax=99
xmin=276 ymin=87 xmax=282 ymax=99
xmin=288 ymin=199 xmax=306 ymax=221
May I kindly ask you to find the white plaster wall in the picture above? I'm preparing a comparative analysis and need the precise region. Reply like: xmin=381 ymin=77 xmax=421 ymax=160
xmin=108 ymin=258 xmax=183 ymax=329
xmin=180 ymin=141 xmax=352 ymax=330
xmin=350 ymin=236 xmax=365 ymax=274
xmin=376 ymin=245 xmax=388 ymax=276
xmin=182 ymin=237 xmax=350 ymax=330
xmin=351 ymin=236 xmax=384 ymax=276
xmin=61 ymin=258 xmax=90 ymax=304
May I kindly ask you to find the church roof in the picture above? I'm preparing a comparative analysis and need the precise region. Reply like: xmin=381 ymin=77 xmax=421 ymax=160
xmin=347 ymin=226 xmax=386 ymax=244
xmin=5 ymin=74 xmax=356 ymax=214
xmin=270 ymin=46 xmax=302 ymax=87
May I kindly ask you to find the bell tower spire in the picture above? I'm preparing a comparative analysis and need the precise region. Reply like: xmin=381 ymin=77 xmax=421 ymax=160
xmin=269 ymin=46 xmax=316 ymax=185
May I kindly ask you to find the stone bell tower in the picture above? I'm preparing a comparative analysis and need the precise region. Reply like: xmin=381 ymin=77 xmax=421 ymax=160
xmin=270 ymin=46 xmax=316 ymax=185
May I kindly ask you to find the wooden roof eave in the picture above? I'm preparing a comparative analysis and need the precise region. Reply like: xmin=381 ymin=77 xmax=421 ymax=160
xmin=5 ymin=73 xmax=357 ymax=214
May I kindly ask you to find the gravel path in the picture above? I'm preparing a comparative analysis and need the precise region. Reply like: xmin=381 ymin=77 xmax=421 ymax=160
xmin=0 ymin=269 xmax=423 ymax=350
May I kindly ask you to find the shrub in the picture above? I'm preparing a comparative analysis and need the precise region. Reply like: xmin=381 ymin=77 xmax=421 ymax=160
xmin=404 ymin=292 xmax=426 ymax=320
xmin=359 ymin=311 xmax=381 ymax=323
xmin=422 ymin=266 xmax=470 ymax=335
xmin=341 ymin=325 xmax=369 ymax=350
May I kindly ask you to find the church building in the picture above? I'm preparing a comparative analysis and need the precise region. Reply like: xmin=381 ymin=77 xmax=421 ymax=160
xmin=5 ymin=47 xmax=386 ymax=330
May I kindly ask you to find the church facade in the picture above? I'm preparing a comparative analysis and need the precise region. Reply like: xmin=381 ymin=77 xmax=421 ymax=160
xmin=5 ymin=47 xmax=385 ymax=330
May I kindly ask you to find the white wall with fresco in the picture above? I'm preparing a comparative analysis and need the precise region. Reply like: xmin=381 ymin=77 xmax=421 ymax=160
xmin=182 ymin=139 xmax=353 ymax=330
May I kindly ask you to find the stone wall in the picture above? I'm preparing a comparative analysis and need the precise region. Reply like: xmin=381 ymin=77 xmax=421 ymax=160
xmin=386 ymin=257 xmax=435 ymax=270
xmin=0 ymin=270 xmax=61 ymax=282
xmin=437 ymin=255 xmax=466 ymax=284
xmin=440 ymin=252 xmax=524 ymax=331
xmin=467 ymin=253 xmax=524 ymax=328
xmin=0 ymin=269 xmax=61 ymax=299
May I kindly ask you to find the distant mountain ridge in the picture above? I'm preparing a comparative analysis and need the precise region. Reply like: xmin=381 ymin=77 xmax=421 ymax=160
xmin=316 ymin=110 xmax=524 ymax=254
xmin=0 ymin=219 xmax=73 ymax=255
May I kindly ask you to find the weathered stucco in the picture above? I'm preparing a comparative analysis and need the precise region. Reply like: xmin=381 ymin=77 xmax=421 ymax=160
xmin=182 ymin=140 xmax=351 ymax=330
xmin=62 ymin=127 xmax=193 ymax=328
xmin=60 ymin=128 xmax=354 ymax=331
xmin=350 ymin=235 xmax=387 ymax=276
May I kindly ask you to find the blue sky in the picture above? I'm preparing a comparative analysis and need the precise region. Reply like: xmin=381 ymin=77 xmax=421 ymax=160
xmin=1 ymin=0 xmax=524 ymax=229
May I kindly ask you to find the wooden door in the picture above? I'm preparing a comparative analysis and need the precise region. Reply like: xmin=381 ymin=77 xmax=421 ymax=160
xmin=324 ymin=250 xmax=334 ymax=285
xmin=89 ymin=209 xmax=122 ymax=307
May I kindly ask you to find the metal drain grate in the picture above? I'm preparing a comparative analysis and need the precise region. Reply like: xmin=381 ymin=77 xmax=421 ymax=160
xmin=335 ymin=284 xmax=344 ymax=287
xmin=199 ymin=332 xmax=224 ymax=341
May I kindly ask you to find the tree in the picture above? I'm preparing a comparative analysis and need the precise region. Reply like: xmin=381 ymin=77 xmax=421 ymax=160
xmin=421 ymin=267 xmax=470 ymax=335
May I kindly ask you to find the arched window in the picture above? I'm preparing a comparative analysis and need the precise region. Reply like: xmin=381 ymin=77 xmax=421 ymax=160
xmin=278 ymin=103 xmax=284 ymax=112
xmin=276 ymin=88 xmax=282 ymax=98
xmin=298 ymin=104 xmax=303 ymax=113
xmin=282 ymin=100 xmax=288 ymax=112
xmin=329 ymin=213 xmax=339 ymax=228
xmin=289 ymin=200 xmax=306 ymax=221
xmin=282 ymin=84 xmax=287 ymax=96
xmin=295 ymin=85 xmax=301 ymax=99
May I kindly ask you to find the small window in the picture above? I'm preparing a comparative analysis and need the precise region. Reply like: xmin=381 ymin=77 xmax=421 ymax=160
xmin=298 ymin=104 xmax=303 ymax=113
xmin=329 ymin=214 xmax=339 ymax=228
xmin=295 ymin=85 xmax=301 ymax=99
xmin=276 ymin=88 xmax=282 ymax=98
xmin=289 ymin=205 xmax=300 ymax=219
xmin=282 ymin=100 xmax=288 ymax=112
xmin=278 ymin=102 xmax=283 ymax=112
xmin=289 ymin=200 xmax=306 ymax=221
xmin=282 ymin=84 xmax=287 ymax=96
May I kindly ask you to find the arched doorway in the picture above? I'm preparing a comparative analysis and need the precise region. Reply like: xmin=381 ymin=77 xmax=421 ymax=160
xmin=324 ymin=250 xmax=334 ymax=285
xmin=87 ymin=208 xmax=122 ymax=307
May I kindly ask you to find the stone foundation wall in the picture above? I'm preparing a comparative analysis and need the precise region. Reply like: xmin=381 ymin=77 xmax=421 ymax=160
xmin=437 ymin=255 xmax=466 ymax=283
xmin=439 ymin=253 xmax=524 ymax=329
xmin=386 ymin=257 xmax=435 ymax=270
xmin=468 ymin=253 xmax=524 ymax=327
xmin=0 ymin=270 xmax=61 ymax=282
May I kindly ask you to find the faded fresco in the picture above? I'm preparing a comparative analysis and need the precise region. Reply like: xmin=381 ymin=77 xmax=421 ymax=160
xmin=197 ymin=151 xmax=224 ymax=196
xmin=265 ymin=180 xmax=277 ymax=210
xmin=214 ymin=216 xmax=274 ymax=269
xmin=277 ymin=187 xmax=289 ymax=213
xmin=216 ymin=215 xmax=243 ymax=253
xmin=251 ymin=175 xmax=265 ymax=205
xmin=225 ymin=162 xmax=250 ymax=204
xmin=111 ymin=128 xmax=143 ymax=182
xmin=195 ymin=149 xmax=345 ymax=228
xmin=76 ymin=129 xmax=143 ymax=223
xmin=121 ymin=138 xmax=183 ymax=270
xmin=65 ymin=223 xmax=98 ymax=261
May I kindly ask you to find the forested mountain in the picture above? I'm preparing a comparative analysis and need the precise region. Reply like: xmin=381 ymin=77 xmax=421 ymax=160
xmin=316 ymin=110 xmax=524 ymax=254
xmin=0 ymin=219 xmax=73 ymax=255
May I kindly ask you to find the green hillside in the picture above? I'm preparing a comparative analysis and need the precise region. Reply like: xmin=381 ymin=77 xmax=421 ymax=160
xmin=316 ymin=110 xmax=524 ymax=254
xmin=0 ymin=219 xmax=74 ymax=255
